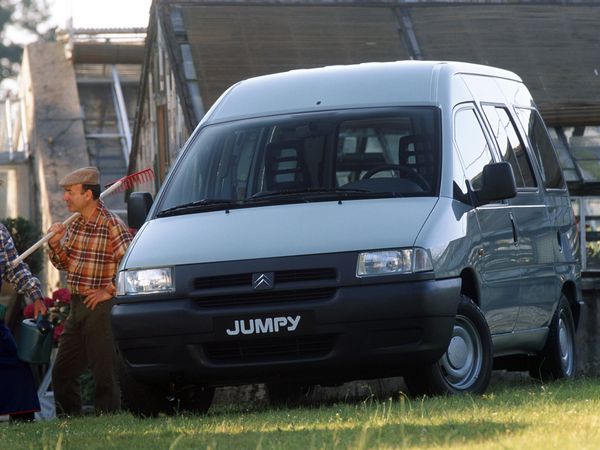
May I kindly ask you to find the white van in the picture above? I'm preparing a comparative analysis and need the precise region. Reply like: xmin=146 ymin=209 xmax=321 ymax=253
xmin=112 ymin=61 xmax=581 ymax=415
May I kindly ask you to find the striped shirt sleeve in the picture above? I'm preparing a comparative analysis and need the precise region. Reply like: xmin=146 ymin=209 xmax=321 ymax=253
xmin=0 ymin=224 xmax=43 ymax=303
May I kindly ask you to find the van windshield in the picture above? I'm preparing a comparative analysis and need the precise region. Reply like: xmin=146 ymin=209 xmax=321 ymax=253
xmin=157 ymin=107 xmax=441 ymax=216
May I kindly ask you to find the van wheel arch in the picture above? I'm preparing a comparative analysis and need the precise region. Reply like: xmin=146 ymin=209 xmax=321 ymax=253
xmin=561 ymin=281 xmax=580 ymax=329
xmin=404 ymin=294 xmax=493 ymax=396
xmin=460 ymin=268 xmax=480 ymax=305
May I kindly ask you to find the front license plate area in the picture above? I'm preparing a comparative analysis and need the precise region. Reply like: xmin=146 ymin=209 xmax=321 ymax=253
xmin=215 ymin=312 xmax=315 ymax=339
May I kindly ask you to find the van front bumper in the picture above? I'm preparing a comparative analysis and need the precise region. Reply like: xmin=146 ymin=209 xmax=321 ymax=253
xmin=111 ymin=276 xmax=461 ymax=387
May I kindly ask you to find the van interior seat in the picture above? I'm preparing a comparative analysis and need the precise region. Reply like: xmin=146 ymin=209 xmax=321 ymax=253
xmin=264 ymin=140 xmax=311 ymax=191
xmin=398 ymin=134 xmax=435 ymax=179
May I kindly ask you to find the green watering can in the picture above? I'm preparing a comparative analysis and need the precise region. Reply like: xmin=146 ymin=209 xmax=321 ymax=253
xmin=17 ymin=315 xmax=53 ymax=364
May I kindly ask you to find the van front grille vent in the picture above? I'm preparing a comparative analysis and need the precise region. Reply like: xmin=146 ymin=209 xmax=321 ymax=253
xmin=193 ymin=268 xmax=337 ymax=290
xmin=195 ymin=287 xmax=336 ymax=308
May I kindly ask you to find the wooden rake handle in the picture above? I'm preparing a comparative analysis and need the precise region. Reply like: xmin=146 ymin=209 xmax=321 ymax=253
xmin=10 ymin=169 xmax=153 ymax=268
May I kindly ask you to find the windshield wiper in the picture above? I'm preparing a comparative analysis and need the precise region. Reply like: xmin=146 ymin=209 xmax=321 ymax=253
xmin=157 ymin=189 xmax=399 ymax=217
xmin=249 ymin=187 xmax=398 ymax=200
xmin=157 ymin=199 xmax=240 ymax=217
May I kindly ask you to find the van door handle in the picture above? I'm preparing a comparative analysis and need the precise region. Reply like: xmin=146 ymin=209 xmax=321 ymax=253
xmin=509 ymin=213 xmax=518 ymax=244
xmin=557 ymin=230 xmax=563 ymax=252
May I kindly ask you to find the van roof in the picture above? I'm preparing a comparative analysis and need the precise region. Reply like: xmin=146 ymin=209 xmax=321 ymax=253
xmin=203 ymin=60 xmax=522 ymax=124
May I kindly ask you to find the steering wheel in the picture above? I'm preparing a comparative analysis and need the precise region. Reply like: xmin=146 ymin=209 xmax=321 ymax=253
xmin=362 ymin=164 xmax=430 ymax=191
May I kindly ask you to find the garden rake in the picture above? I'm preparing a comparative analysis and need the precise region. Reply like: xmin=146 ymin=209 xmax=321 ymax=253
xmin=11 ymin=168 xmax=154 ymax=267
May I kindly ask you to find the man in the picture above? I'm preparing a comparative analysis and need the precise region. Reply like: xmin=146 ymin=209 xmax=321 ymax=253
xmin=47 ymin=167 xmax=132 ymax=416
xmin=0 ymin=220 xmax=47 ymax=422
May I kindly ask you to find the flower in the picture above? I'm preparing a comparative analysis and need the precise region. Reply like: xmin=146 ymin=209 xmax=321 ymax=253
xmin=24 ymin=287 xmax=71 ymax=342
xmin=53 ymin=323 xmax=65 ymax=342
xmin=23 ymin=302 xmax=34 ymax=319
xmin=52 ymin=288 xmax=71 ymax=303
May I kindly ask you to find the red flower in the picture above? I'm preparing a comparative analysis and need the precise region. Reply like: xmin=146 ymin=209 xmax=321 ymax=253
xmin=52 ymin=288 xmax=71 ymax=304
xmin=23 ymin=303 xmax=35 ymax=319
xmin=44 ymin=297 xmax=53 ymax=308
xmin=53 ymin=323 xmax=65 ymax=342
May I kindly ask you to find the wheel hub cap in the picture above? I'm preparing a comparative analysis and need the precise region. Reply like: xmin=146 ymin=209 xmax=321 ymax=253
xmin=447 ymin=336 xmax=469 ymax=369
xmin=558 ymin=315 xmax=573 ymax=375
xmin=439 ymin=315 xmax=483 ymax=390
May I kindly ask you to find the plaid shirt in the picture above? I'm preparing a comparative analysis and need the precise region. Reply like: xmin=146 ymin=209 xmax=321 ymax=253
xmin=0 ymin=223 xmax=43 ymax=303
xmin=48 ymin=201 xmax=132 ymax=295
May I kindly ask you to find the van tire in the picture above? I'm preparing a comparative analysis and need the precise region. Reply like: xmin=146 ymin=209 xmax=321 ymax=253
xmin=529 ymin=294 xmax=576 ymax=382
xmin=118 ymin=353 xmax=168 ymax=417
xmin=174 ymin=385 xmax=215 ymax=414
xmin=266 ymin=382 xmax=313 ymax=407
xmin=404 ymin=295 xmax=492 ymax=396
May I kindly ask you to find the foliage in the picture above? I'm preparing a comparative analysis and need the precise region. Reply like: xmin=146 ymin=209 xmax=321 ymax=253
xmin=0 ymin=0 xmax=53 ymax=80
xmin=2 ymin=378 xmax=600 ymax=448
xmin=587 ymin=240 xmax=600 ymax=267
xmin=1 ymin=216 xmax=42 ymax=275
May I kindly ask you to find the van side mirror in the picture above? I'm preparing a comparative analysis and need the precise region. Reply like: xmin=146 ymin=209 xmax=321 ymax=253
xmin=127 ymin=192 xmax=153 ymax=229
xmin=475 ymin=162 xmax=517 ymax=206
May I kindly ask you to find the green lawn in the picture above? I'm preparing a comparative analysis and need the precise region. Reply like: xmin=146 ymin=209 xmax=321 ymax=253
xmin=3 ymin=377 xmax=600 ymax=449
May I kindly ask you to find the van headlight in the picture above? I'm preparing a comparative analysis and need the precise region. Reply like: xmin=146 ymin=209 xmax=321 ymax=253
xmin=356 ymin=248 xmax=433 ymax=277
xmin=117 ymin=267 xmax=174 ymax=295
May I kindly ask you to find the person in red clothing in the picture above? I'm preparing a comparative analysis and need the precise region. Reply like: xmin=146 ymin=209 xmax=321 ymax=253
xmin=47 ymin=167 xmax=132 ymax=416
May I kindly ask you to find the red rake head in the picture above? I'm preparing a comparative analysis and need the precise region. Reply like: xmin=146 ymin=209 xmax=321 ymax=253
xmin=104 ymin=168 xmax=155 ymax=194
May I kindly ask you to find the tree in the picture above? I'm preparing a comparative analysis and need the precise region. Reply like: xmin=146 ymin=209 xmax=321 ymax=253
xmin=0 ymin=0 xmax=52 ymax=80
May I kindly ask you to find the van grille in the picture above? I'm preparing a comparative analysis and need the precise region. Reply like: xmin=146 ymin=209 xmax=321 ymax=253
xmin=204 ymin=335 xmax=336 ymax=363
xmin=193 ymin=273 xmax=252 ymax=289
xmin=193 ymin=268 xmax=337 ymax=290
xmin=195 ymin=288 xmax=336 ymax=308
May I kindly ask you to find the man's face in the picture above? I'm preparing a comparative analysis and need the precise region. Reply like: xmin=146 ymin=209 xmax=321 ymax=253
xmin=63 ymin=184 xmax=91 ymax=213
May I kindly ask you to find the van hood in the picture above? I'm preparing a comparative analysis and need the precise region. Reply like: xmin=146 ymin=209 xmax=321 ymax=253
xmin=123 ymin=197 xmax=438 ymax=268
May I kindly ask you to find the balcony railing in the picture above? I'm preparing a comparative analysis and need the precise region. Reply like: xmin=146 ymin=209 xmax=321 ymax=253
xmin=0 ymin=97 xmax=29 ymax=162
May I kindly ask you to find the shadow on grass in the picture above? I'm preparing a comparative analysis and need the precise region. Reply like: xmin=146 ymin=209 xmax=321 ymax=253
xmin=170 ymin=418 xmax=527 ymax=449
xmin=0 ymin=415 xmax=528 ymax=450
xmin=208 ymin=371 xmax=592 ymax=417
xmin=209 ymin=376 xmax=591 ymax=416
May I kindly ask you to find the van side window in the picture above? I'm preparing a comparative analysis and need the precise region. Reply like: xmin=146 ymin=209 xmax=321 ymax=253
xmin=482 ymin=105 xmax=537 ymax=188
xmin=515 ymin=107 xmax=565 ymax=189
xmin=454 ymin=108 xmax=494 ymax=192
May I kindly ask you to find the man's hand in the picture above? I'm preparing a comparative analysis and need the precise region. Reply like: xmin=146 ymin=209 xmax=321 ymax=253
xmin=48 ymin=223 xmax=66 ymax=247
xmin=82 ymin=288 xmax=112 ymax=311
xmin=33 ymin=298 xmax=48 ymax=318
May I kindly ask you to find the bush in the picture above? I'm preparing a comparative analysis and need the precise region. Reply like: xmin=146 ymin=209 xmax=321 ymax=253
xmin=1 ymin=217 xmax=42 ymax=275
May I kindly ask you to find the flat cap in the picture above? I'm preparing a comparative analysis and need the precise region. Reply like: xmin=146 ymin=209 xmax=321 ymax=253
xmin=59 ymin=166 xmax=100 ymax=187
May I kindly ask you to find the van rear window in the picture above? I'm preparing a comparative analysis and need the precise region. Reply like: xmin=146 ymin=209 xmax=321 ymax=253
xmin=157 ymin=107 xmax=441 ymax=213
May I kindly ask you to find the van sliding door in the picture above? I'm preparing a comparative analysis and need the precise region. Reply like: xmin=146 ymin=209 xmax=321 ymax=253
xmin=453 ymin=105 xmax=520 ymax=334
xmin=481 ymin=105 xmax=556 ymax=331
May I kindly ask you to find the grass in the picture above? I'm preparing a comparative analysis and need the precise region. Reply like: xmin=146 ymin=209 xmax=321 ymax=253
xmin=3 ymin=377 xmax=600 ymax=449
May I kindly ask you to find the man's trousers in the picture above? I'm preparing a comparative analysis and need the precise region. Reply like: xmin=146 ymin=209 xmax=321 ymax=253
xmin=52 ymin=295 xmax=120 ymax=415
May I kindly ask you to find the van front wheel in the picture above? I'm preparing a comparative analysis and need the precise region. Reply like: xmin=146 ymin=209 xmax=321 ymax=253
xmin=118 ymin=353 xmax=168 ymax=417
xmin=404 ymin=296 xmax=493 ymax=396
xmin=266 ymin=382 xmax=313 ymax=407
